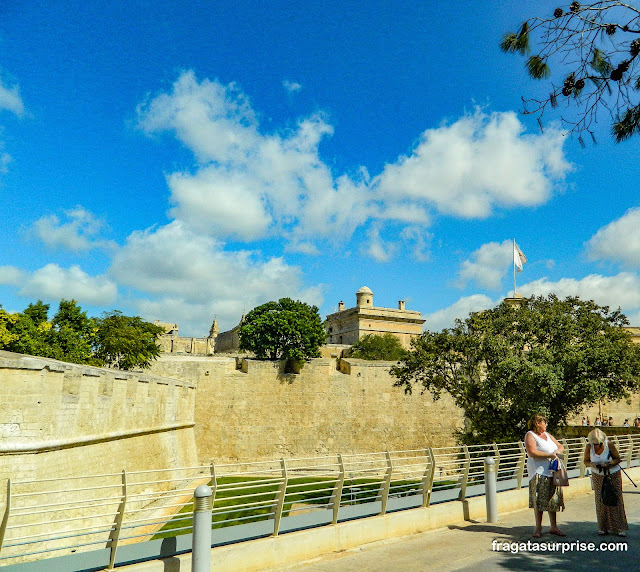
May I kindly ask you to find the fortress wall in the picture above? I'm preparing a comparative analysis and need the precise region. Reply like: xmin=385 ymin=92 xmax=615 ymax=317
xmin=149 ymin=355 xmax=464 ymax=463
xmin=0 ymin=351 xmax=198 ymax=485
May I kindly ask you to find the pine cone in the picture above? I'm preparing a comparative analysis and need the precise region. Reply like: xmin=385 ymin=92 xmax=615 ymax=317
xmin=570 ymin=1 xmax=581 ymax=13
xmin=554 ymin=8 xmax=563 ymax=18
xmin=575 ymin=79 xmax=585 ymax=90
xmin=611 ymin=68 xmax=623 ymax=81
xmin=606 ymin=24 xmax=616 ymax=36
xmin=619 ymin=60 xmax=630 ymax=72
xmin=562 ymin=86 xmax=573 ymax=96
xmin=631 ymin=39 xmax=640 ymax=57
xmin=563 ymin=76 xmax=575 ymax=88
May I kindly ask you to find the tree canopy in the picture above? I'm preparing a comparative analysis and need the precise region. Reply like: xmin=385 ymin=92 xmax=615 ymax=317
xmin=391 ymin=295 xmax=640 ymax=444
xmin=0 ymin=300 xmax=164 ymax=370
xmin=501 ymin=1 xmax=640 ymax=142
xmin=238 ymin=298 xmax=325 ymax=366
xmin=344 ymin=333 xmax=407 ymax=361
xmin=93 ymin=311 xmax=165 ymax=370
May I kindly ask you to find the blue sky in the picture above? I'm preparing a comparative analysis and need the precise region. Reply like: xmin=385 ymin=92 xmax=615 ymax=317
xmin=1 ymin=0 xmax=640 ymax=336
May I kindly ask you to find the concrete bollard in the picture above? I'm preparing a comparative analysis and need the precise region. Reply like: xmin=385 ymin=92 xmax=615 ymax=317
xmin=484 ymin=456 xmax=498 ymax=523
xmin=192 ymin=484 xmax=213 ymax=572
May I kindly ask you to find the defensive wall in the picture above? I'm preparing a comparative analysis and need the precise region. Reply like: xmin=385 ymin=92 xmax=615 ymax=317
xmin=0 ymin=350 xmax=198 ymax=486
xmin=148 ymin=355 xmax=465 ymax=463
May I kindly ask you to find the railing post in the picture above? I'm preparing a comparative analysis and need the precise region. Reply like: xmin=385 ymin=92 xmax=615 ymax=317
xmin=192 ymin=484 xmax=213 ymax=572
xmin=0 ymin=479 xmax=10 ymax=556
xmin=560 ymin=438 xmax=569 ymax=474
xmin=516 ymin=442 xmax=526 ymax=488
xmin=623 ymin=435 xmax=633 ymax=469
xmin=419 ymin=448 xmax=436 ymax=507
xmin=108 ymin=471 xmax=127 ymax=570
xmin=379 ymin=452 xmax=393 ymax=515
xmin=273 ymin=459 xmax=288 ymax=536
xmin=484 ymin=457 xmax=498 ymax=523
xmin=458 ymin=445 xmax=470 ymax=501
xmin=330 ymin=454 xmax=345 ymax=525
xmin=209 ymin=462 xmax=217 ymax=505
xmin=492 ymin=443 xmax=501 ymax=478
xmin=579 ymin=437 xmax=588 ymax=478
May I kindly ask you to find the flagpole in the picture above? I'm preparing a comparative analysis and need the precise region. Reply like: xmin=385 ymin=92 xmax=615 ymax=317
xmin=513 ymin=238 xmax=516 ymax=297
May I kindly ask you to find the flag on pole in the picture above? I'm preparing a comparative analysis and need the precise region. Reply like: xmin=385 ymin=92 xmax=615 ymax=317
xmin=513 ymin=241 xmax=527 ymax=272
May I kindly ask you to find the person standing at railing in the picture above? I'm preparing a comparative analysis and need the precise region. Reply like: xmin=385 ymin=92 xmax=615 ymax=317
xmin=584 ymin=428 xmax=628 ymax=537
xmin=524 ymin=413 xmax=566 ymax=538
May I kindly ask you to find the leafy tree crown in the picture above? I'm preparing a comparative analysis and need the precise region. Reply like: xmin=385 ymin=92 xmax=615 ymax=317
xmin=391 ymin=295 xmax=640 ymax=444
xmin=239 ymin=298 xmax=325 ymax=362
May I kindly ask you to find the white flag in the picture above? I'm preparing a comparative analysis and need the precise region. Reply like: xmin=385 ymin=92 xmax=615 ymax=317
xmin=514 ymin=242 xmax=527 ymax=272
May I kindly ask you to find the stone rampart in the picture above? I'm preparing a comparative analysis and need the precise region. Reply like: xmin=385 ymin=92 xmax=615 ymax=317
xmin=0 ymin=350 xmax=198 ymax=485
xmin=149 ymin=355 xmax=464 ymax=463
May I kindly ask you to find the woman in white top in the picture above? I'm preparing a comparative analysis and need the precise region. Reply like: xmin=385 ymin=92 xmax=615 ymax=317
xmin=524 ymin=413 xmax=565 ymax=538
xmin=584 ymin=429 xmax=628 ymax=536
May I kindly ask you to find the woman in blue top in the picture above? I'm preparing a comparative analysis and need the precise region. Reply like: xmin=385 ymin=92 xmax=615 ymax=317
xmin=525 ymin=413 xmax=565 ymax=538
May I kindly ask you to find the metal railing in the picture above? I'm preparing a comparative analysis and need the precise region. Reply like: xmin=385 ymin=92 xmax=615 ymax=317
xmin=2 ymin=433 xmax=640 ymax=569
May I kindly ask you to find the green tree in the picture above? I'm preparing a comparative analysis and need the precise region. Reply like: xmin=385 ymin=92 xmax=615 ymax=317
xmin=46 ymin=299 xmax=95 ymax=364
xmin=93 ymin=311 xmax=164 ymax=370
xmin=0 ymin=307 xmax=18 ymax=348
xmin=501 ymin=2 xmax=640 ymax=142
xmin=23 ymin=300 xmax=50 ymax=326
xmin=344 ymin=333 xmax=407 ymax=361
xmin=391 ymin=295 xmax=640 ymax=444
xmin=3 ymin=303 xmax=52 ymax=357
xmin=239 ymin=298 xmax=325 ymax=368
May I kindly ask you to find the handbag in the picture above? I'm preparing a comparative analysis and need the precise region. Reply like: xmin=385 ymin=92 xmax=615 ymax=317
xmin=601 ymin=472 xmax=618 ymax=506
xmin=552 ymin=460 xmax=569 ymax=487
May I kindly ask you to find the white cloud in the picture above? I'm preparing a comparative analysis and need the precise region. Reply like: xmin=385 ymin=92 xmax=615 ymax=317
xmin=519 ymin=273 xmax=640 ymax=311
xmin=0 ymin=152 xmax=11 ymax=173
xmin=399 ymin=226 xmax=431 ymax=262
xmin=0 ymin=78 xmax=24 ymax=117
xmin=17 ymin=264 xmax=117 ymax=305
xmin=375 ymin=110 xmax=571 ymax=218
xmin=362 ymin=224 xmax=397 ymax=262
xmin=110 ymin=220 xmax=324 ymax=332
xmin=425 ymin=294 xmax=497 ymax=331
xmin=135 ymin=74 xmax=570 ymax=259
xmin=0 ymin=266 xmax=26 ymax=286
xmin=166 ymin=168 xmax=272 ymax=240
xmin=457 ymin=239 xmax=513 ymax=290
xmin=283 ymin=80 xmax=302 ymax=93
xmin=586 ymin=207 xmax=640 ymax=267
xmin=426 ymin=272 xmax=640 ymax=333
xmin=30 ymin=206 xmax=116 ymax=252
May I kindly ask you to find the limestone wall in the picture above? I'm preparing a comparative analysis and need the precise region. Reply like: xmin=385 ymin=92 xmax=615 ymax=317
xmin=149 ymin=355 xmax=464 ymax=463
xmin=0 ymin=350 xmax=198 ymax=485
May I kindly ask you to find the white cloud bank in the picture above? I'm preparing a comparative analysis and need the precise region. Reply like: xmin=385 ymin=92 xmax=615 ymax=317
xmin=376 ymin=110 xmax=570 ymax=218
xmin=136 ymin=72 xmax=571 ymax=259
xmin=0 ymin=264 xmax=117 ymax=306
xmin=586 ymin=207 xmax=640 ymax=267
xmin=109 ymin=220 xmax=324 ymax=333
xmin=457 ymin=239 xmax=514 ymax=290
xmin=30 ymin=207 xmax=116 ymax=252
xmin=429 ymin=272 xmax=640 ymax=332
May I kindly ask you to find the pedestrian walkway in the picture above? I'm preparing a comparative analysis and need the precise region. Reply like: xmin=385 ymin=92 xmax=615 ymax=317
xmin=269 ymin=480 xmax=640 ymax=572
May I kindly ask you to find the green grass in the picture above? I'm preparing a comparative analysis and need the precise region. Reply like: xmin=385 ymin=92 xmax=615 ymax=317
xmin=151 ymin=475 xmax=430 ymax=540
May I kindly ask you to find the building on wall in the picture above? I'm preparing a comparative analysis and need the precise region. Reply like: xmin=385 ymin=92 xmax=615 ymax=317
xmin=324 ymin=286 xmax=426 ymax=348
xmin=214 ymin=315 xmax=245 ymax=353
xmin=156 ymin=319 xmax=219 ymax=355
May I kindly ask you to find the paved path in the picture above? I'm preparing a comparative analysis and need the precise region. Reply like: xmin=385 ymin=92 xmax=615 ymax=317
xmin=268 ymin=479 xmax=640 ymax=572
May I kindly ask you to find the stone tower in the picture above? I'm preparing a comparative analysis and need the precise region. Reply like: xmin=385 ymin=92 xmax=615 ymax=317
xmin=355 ymin=286 xmax=374 ymax=308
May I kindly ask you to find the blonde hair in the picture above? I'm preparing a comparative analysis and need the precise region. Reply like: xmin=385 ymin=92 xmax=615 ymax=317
xmin=587 ymin=428 xmax=606 ymax=445
xmin=527 ymin=413 xmax=547 ymax=431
